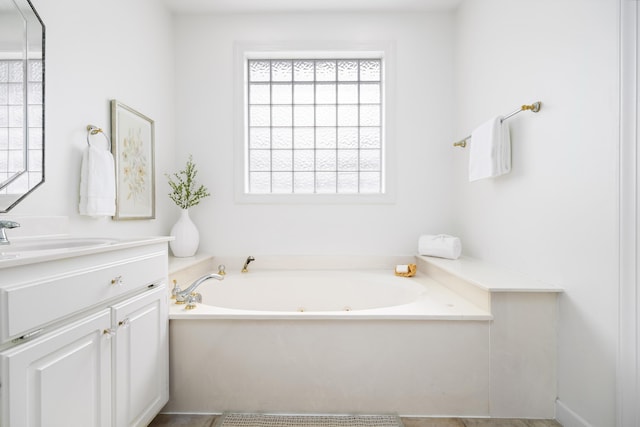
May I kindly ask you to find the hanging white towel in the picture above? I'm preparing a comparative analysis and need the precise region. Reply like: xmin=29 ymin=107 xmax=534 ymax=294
xmin=468 ymin=116 xmax=511 ymax=181
xmin=499 ymin=122 xmax=511 ymax=175
xmin=79 ymin=145 xmax=116 ymax=217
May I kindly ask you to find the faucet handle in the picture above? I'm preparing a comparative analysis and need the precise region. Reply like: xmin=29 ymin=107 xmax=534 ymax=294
xmin=171 ymin=279 xmax=181 ymax=299
xmin=218 ymin=264 xmax=226 ymax=275
xmin=185 ymin=294 xmax=198 ymax=310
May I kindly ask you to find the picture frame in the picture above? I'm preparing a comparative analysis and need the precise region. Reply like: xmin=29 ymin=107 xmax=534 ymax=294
xmin=110 ymin=99 xmax=155 ymax=220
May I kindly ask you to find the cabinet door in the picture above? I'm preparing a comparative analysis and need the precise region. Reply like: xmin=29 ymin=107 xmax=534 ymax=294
xmin=0 ymin=309 xmax=112 ymax=427
xmin=112 ymin=284 xmax=168 ymax=427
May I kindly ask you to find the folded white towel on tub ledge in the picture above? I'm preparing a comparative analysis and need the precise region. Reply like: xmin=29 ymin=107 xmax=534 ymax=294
xmin=418 ymin=234 xmax=462 ymax=260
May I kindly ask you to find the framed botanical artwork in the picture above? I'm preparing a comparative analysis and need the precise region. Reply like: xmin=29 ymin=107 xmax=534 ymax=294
xmin=110 ymin=100 xmax=155 ymax=220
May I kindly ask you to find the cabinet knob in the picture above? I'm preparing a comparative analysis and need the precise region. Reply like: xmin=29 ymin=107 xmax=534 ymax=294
xmin=111 ymin=275 xmax=124 ymax=286
xmin=103 ymin=328 xmax=116 ymax=337
xmin=118 ymin=318 xmax=130 ymax=329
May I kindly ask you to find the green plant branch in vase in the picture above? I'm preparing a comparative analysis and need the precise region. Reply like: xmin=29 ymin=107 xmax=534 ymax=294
xmin=166 ymin=155 xmax=211 ymax=257
xmin=166 ymin=155 xmax=211 ymax=209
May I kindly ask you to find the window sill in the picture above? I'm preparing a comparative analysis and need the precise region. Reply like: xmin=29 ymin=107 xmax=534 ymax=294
xmin=234 ymin=192 xmax=396 ymax=205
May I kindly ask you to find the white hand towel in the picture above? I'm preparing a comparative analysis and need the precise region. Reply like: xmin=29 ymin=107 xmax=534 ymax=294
xmin=79 ymin=145 xmax=116 ymax=217
xmin=499 ymin=121 xmax=511 ymax=175
xmin=418 ymin=234 xmax=462 ymax=260
xmin=468 ymin=116 xmax=511 ymax=181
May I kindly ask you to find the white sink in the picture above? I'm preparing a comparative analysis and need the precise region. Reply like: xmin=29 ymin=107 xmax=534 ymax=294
xmin=0 ymin=237 xmax=118 ymax=254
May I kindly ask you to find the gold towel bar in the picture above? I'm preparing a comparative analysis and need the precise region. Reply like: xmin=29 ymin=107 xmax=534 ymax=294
xmin=453 ymin=101 xmax=542 ymax=148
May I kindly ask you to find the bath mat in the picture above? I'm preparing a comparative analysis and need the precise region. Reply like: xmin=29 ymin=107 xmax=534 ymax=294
xmin=214 ymin=413 xmax=404 ymax=427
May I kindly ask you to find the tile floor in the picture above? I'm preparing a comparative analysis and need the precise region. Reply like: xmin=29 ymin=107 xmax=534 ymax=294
xmin=148 ymin=414 xmax=562 ymax=427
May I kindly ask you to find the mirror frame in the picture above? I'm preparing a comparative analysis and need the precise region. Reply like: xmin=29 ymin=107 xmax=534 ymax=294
xmin=0 ymin=0 xmax=45 ymax=212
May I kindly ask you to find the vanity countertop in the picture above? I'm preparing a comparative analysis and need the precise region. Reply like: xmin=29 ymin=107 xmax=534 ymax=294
xmin=0 ymin=236 xmax=172 ymax=269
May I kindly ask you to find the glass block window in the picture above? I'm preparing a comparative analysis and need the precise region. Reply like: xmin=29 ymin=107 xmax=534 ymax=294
xmin=246 ymin=58 xmax=384 ymax=194
xmin=0 ymin=59 xmax=43 ymax=195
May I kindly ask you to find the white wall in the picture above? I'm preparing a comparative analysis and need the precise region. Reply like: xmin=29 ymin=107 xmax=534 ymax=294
xmin=0 ymin=0 xmax=176 ymax=237
xmin=453 ymin=1 xmax=619 ymax=425
xmin=173 ymin=11 xmax=457 ymax=256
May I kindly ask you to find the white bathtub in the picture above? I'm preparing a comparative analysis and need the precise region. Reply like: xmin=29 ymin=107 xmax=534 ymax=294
xmin=163 ymin=256 xmax=561 ymax=418
xmin=169 ymin=269 xmax=489 ymax=320
xmin=165 ymin=267 xmax=493 ymax=416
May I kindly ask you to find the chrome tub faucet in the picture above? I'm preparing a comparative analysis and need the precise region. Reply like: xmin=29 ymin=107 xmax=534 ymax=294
xmin=242 ymin=256 xmax=255 ymax=272
xmin=0 ymin=220 xmax=20 ymax=245
xmin=175 ymin=273 xmax=224 ymax=305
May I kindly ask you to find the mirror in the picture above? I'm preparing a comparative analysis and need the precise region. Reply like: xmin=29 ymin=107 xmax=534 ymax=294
xmin=0 ymin=0 xmax=44 ymax=212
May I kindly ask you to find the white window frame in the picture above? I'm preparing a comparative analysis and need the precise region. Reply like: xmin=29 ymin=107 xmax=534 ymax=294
xmin=233 ymin=41 xmax=396 ymax=204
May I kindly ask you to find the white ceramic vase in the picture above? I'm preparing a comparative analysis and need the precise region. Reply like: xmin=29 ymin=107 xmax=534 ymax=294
xmin=169 ymin=209 xmax=199 ymax=257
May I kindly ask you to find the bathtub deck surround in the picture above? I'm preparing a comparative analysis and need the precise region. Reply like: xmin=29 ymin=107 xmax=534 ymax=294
xmin=169 ymin=253 xmax=218 ymax=290
xmin=164 ymin=255 xmax=560 ymax=418
xmin=415 ymin=255 xmax=561 ymax=418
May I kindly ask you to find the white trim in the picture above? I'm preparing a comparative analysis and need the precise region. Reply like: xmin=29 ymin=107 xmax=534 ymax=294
xmin=556 ymin=399 xmax=594 ymax=427
xmin=233 ymin=40 xmax=397 ymax=204
xmin=0 ymin=52 xmax=42 ymax=59
xmin=619 ymin=1 xmax=640 ymax=426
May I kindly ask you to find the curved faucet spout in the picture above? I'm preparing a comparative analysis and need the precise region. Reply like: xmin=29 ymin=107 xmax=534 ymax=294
xmin=0 ymin=220 xmax=20 ymax=245
xmin=242 ymin=256 xmax=255 ymax=273
xmin=176 ymin=273 xmax=224 ymax=302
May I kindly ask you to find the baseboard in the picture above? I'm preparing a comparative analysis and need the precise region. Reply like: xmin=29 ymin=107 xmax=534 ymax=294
xmin=556 ymin=400 xmax=593 ymax=427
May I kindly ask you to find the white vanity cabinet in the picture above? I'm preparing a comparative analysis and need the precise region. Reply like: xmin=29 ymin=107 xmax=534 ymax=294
xmin=112 ymin=285 xmax=168 ymax=427
xmin=0 ymin=238 xmax=170 ymax=427
xmin=0 ymin=309 xmax=113 ymax=427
